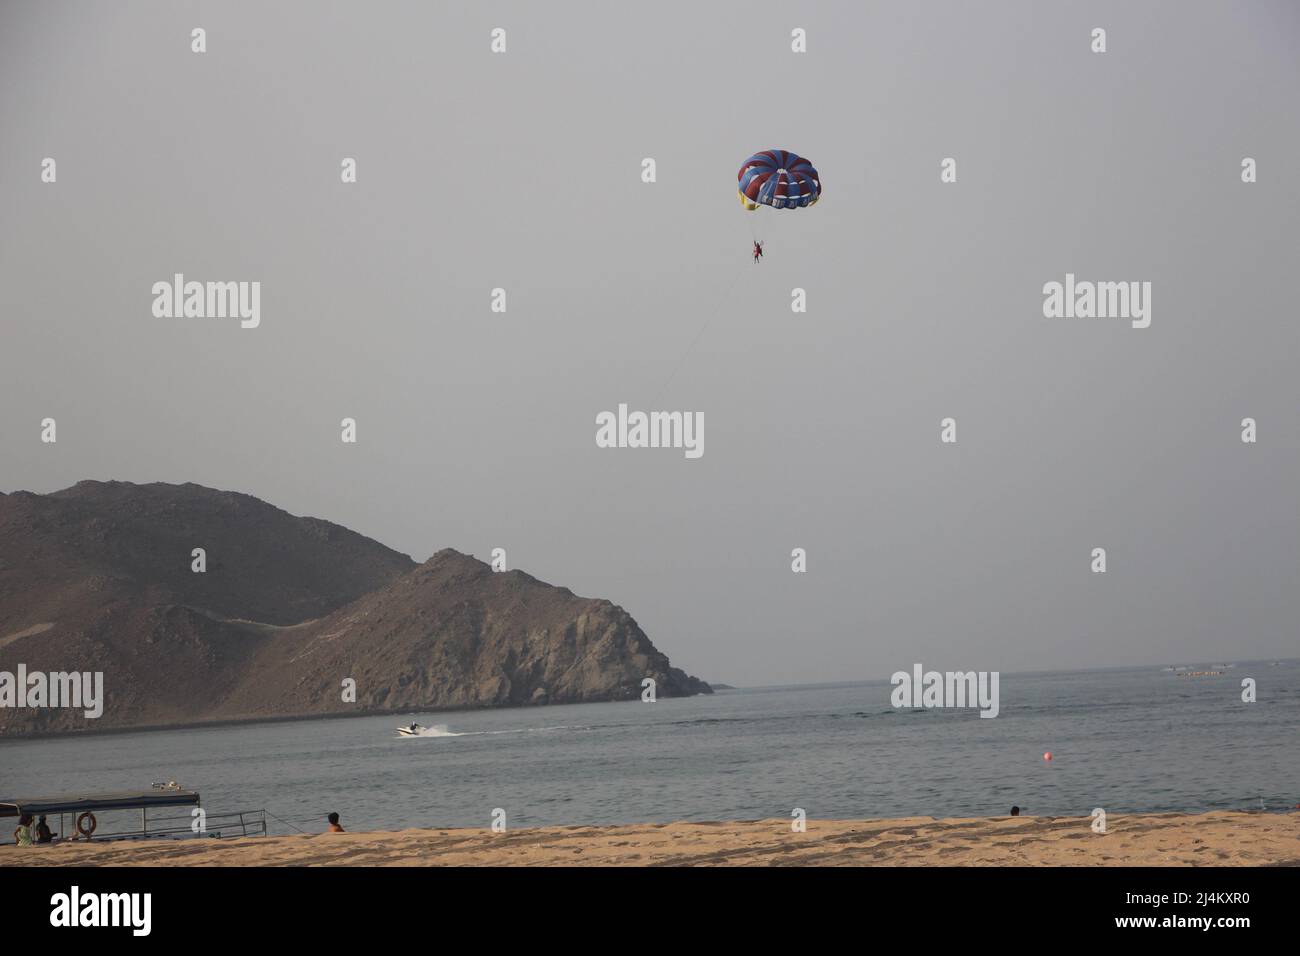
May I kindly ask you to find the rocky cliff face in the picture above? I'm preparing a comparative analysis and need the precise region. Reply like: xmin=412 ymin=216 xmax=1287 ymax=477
xmin=226 ymin=549 xmax=710 ymax=719
xmin=0 ymin=482 xmax=709 ymax=735
xmin=0 ymin=480 xmax=417 ymax=631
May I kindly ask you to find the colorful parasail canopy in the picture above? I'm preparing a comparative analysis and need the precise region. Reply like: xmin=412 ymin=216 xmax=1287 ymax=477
xmin=737 ymin=149 xmax=822 ymax=210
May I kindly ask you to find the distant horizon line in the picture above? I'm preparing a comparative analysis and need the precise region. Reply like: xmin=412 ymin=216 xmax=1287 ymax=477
xmin=708 ymin=657 xmax=1300 ymax=690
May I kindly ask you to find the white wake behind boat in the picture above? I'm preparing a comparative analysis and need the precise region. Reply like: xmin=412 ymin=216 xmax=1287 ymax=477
xmin=395 ymin=723 xmax=425 ymax=737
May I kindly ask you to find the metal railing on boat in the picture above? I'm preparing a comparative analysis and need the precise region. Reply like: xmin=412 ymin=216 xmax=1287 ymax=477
xmin=1 ymin=790 xmax=267 ymax=843
xmin=74 ymin=808 xmax=268 ymax=841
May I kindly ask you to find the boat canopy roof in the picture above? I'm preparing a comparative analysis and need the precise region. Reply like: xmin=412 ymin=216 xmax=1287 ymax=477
xmin=0 ymin=789 xmax=200 ymax=817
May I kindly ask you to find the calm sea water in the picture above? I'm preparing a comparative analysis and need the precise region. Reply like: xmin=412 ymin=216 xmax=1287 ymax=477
xmin=3 ymin=663 xmax=1298 ymax=835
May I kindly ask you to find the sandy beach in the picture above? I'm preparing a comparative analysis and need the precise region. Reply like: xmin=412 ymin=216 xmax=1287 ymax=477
xmin=5 ymin=811 xmax=1297 ymax=867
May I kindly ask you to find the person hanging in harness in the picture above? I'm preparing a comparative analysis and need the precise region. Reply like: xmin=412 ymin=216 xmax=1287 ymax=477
xmin=752 ymin=240 xmax=764 ymax=264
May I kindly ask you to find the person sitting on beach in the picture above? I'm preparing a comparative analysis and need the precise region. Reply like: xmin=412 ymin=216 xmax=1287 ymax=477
xmin=13 ymin=814 xmax=34 ymax=846
xmin=327 ymin=812 xmax=345 ymax=833
xmin=35 ymin=816 xmax=53 ymax=843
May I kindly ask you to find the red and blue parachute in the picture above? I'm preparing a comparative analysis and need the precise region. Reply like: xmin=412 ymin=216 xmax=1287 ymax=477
xmin=737 ymin=149 xmax=821 ymax=210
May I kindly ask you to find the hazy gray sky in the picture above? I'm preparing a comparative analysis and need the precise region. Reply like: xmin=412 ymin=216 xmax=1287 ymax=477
xmin=3 ymin=1 xmax=1297 ymax=685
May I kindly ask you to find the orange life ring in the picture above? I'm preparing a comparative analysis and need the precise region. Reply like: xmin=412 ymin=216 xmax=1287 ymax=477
xmin=76 ymin=811 xmax=97 ymax=838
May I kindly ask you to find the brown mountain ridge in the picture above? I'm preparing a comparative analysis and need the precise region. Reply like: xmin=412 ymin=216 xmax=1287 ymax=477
xmin=0 ymin=481 xmax=709 ymax=736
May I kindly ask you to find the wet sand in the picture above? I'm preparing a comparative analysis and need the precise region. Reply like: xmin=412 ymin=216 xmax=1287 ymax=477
xmin=4 ymin=811 xmax=1297 ymax=866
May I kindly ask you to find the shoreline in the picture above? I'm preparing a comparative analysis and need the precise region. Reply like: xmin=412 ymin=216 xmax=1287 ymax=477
xmin=5 ymin=811 xmax=1297 ymax=867
xmin=0 ymin=693 xmax=700 ymax=743
xmin=6 ymin=660 xmax=1296 ymax=742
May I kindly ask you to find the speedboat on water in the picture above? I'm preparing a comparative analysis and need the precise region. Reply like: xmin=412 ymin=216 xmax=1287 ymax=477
xmin=396 ymin=723 xmax=425 ymax=737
